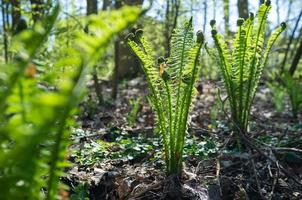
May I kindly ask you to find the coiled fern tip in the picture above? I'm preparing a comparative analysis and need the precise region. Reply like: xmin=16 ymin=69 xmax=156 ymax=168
xmin=135 ymin=29 xmax=143 ymax=38
xmin=237 ymin=18 xmax=245 ymax=26
xmin=125 ymin=33 xmax=135 ymax=41
xmin=249 ymin=12 xmax=254 ymax=20
xmin=196 ymin=30 xmax=204 ymax=44
xmin=158 ymin=56 xmax=166 ymax=64
xmin=211 ymin=29 xmax=217 ymax=36
xmin=210 ymin=19 xmax=216 ymax=28
xmin=281 ymin=22 xmax=287 ymax=30
xmin=265 ymin=0 xmax=271 ymax=6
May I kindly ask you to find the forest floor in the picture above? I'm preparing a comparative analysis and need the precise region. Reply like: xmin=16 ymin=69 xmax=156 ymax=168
xmin=64 ymin=77 xmax=302 ymax=200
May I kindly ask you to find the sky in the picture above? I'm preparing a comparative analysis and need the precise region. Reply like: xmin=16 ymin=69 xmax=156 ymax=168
xmin=1 ymin=0 xmax=301 ymax=36
xmin=61 ymin=0 xmax=300 ymax=36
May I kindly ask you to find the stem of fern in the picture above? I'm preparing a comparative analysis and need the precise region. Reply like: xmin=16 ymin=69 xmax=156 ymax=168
xmin=46 ymin=62 xmax=85 ymax=200
xmin=212 ymin=35 xmax=237 ymax=129
xmin=237 ymin=20 xmax=253 ymax=148
xmin=163 ymin=80 xmax=174 ymax=173
xmin=172 ymin=22 xmax=192 ymax=164
xmin=175 ymin=44 xmax=202 ymax=174
xmin=18 ymin=80 xmax=26 ymax=123
xmin=245 ymin=25 xmax=284 ymax=130
xmin=243 ymin=5 xmax=270 ymax=133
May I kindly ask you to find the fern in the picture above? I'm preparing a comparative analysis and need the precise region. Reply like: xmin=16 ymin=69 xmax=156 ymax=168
xmin=0 ymin=5 xmax=140 ymax=199
xmin=127 ymin=19 xmax=204 ymax=175
xmin=209 ymin=1 xmax=286 ymax=136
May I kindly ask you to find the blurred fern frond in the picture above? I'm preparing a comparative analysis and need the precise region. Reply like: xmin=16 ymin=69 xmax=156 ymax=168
xmin=0 ymin=5 xmax=140 ymax=200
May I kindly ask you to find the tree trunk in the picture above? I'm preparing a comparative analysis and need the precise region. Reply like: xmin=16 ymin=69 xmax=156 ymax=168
xmin=102 ymin=0 xmax=110 ymax=10
xmin=202 ymin=0 xmax=207 ymax=33
xmin=86 ymin=0 xmax=104 ymax=105
xmin=30 ymin=0 xmax=44 ymax=22
xmin=164 ymin=0 xmax=180 ymax=57
xmin=1 ymin=0 xmax=8 ymax=62
xmin=237 ymin=0 xmax=249 ymax=19
xmin=280 ymin=9 xmax=302 ymax=75
xmin=223 ymin=0 xmax=229 ymax=36
xmin=87 ymin=0 xmax=98 ymax=14
xmin=112 ymin=0 xmax=144 ymax=99
xmin=11 ymin=0 xmax=21 ymax=32
xmin=276 ymin=0 xmax=280 ymax=24
xmin=289 ymin=39 xmax=302 ymax=76
xmin=212 ymin=0 xmax=216 ymax=19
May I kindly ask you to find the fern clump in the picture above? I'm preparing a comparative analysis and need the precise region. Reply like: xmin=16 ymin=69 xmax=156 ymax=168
xmin=127 ymin=19 xmax=204 ymax=175
xmin=209 ymin=1 xmax=286 ymax=136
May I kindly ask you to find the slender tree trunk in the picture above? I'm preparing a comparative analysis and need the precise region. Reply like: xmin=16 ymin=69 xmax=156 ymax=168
xmin=102 ymin=0 xmax=110 ymax=10
xmin=164 ymin=0 xmax=180 ymax=57
xmin=276 ymin=0 xmax=280 ymax=25
xmin=87 ymin=0 xmax=97 ymax=14
xmin=86 ymin=0 xmax=104 ymax=105
xmin=280 ymin=9 xmax=302 ymax=74
xmin=112 ymin=39 xmax=120 ymax=99
xmin=212 ymin=0 xmax=216 ymax=19
xmin=237 ymin=0 xmax=249 ymax=19
xmin=289 ymin=39 xmax=302 ymax=76
xmin=164 ymin=0 xmax=170 ymax=57
xmin=284 ymin=0 xmax=293 ymax=37
xmin=223 ymin=0 xmax=229 ymax=36
xmin=11 ymin=0 xmax=21 ymax=32
xmin=202 ymin=0 xmax=207 ymax=33
xmin=111 ymin=0 xmax=122 ymax=99
xmin=289 ymin=27 xmax=302 ymax=61
xmin=112 ymin=0 xmax=144 ymax=99
xmin=1 ymin=0 xmax=8 ymax=62
xmin=30 ymin=0 xmax=44 ymax=23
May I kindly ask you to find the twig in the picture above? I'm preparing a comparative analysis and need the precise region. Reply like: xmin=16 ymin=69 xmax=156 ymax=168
xmin=268 ymin=161 xmax=280 ymax=200
xmin=129 ymin=181 xmax=162 ymax=199
xmin=253 ymin=138 xmax=302 ymax=153
xmin=248 ymin=147 xmax=265 ymax=200
xmin=216 ymin=158 xmax=223 ymax=196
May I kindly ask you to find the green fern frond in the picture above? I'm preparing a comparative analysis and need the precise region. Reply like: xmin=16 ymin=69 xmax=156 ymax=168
xmin=127 ymin=19 xmax=204 ymax=175
xmin=210 ymin=1 xmax=285 ymax=136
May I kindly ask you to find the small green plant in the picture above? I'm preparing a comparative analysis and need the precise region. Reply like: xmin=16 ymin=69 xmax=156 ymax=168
xmin=127 ymin=97 xmax=142 ymax=125
xmin=267 ymin=82 xmax=285 ymax=113
xmin=209 ymin=1 xmax=286 ymax=137
xmin=127 ymin=19 xmax=204 ymax=175
xmin=283 ymin=74 xmax=302 ymax=118
xmin=0 ymin=5 xmax=140 ymax=199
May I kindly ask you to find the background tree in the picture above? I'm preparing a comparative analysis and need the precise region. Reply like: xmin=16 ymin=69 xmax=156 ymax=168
xmin=112 ymin=0 xmax=144 ymax=99
xmin=11 ymin=0 xmax=21 ymax=32
xmin=30 ymin=0 xmax=45 ymax=22
xmin=164 ymin=0 xmax=180 ymax=57
xmin=237 ymin=0 xmax=249 ymax=19
xmin=223 ymin=0 xmax=229 ymax=36
xmin=281 ymin=9 xmax=302 ymax=75
xmin=1 ymin=0 xmax=9 ymax=62
xmin=85 ymin=0 xmax=104 ymax=105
